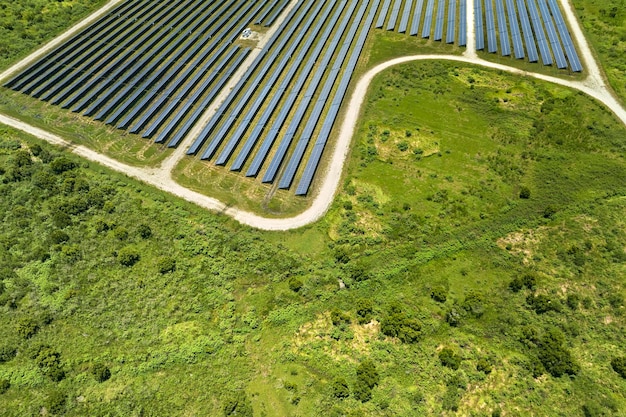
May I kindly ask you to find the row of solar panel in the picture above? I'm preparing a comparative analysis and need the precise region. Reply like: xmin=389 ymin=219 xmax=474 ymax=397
xmin=375 ymin=0 xmax=467 ymax=46
xmin=186 ymin=0 xmax=381 ymax=195
xmin=5 ymin=0 xmax=290 ymax=146
xmin=475 ymin=0 xmax=582 ymax=71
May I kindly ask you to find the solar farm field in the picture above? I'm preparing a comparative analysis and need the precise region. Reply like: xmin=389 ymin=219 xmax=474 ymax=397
xmin=1 ymin=0 xmax=588 ymax=209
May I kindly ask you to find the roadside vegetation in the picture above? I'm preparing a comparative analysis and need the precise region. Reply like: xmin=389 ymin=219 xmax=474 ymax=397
xmin=573 ymin=0 xmax=626 ymax=102
xmin=0 ymin=0 xmax=106 ymax=70
xmin=1 ymin=61 xmax=625 ymax=415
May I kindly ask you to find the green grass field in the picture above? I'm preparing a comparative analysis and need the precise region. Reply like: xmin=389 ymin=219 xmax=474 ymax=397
xmin=1 ymin=60 xmax=624 ymax=416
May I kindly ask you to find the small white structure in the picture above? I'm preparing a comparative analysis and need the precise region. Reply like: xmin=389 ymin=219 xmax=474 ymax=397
xmin=242 ymin=28 xmax=252 ymax=39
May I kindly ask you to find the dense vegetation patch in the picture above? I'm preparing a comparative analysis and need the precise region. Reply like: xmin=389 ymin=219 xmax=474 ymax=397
xmin=0 ymin=0 xmax=106 ymax=69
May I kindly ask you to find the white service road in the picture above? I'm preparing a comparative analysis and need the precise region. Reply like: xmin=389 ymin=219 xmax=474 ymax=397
xmin=0 ymin=0 xmax=624 ymax=231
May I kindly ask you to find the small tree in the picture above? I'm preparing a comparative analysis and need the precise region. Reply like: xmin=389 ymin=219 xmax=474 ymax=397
xmin=223 ymin=391 xmax=253 ymax=417
xmin=355 ymin=298 xmax=373 ymax=324
xmin=17 ymin=317 xmax=39 ymax=339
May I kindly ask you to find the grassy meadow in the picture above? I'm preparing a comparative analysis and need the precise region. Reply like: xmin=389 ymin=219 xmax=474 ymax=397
xmin=0 ymin=60 xmax=625 ymax=416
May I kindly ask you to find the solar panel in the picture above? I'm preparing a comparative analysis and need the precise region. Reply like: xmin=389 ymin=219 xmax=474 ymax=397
xmin=167 ymin=49 xmax=250 ymax=148
xmin=410 ymin=0 xmax=425 ymax=35
xmin=475 ymin=0 xmax=484 ymax=50
xmin=536 ymin=0 xmax=567 ymax=68
xmin=458 ymin=0 xmax=467 ymax=46
xmin=485 ymin=0 xmax=497 ymax=53
xmin=422 ymin=0 xmax=435 ymax=38
xmin=187 ymin=0 xmax=308 ymax=156
xmin=505 ymin=0 xmax=524 ymax=58
xmin=254 ymin=0 xmax=358 ymax=182
xmin=200 ymin=0 xmax=316 ymax=161
xmin=376 ymin=0 xmax=392 ymax=28
xmin=434 ymin=0 xmax=445 ymax=41
xmin=215 ymin=0 xmax=330 ymax=165
xmin=277 ymin=0 xmax=371 ymax=189
xmin=516 ymin=0 xmax=538 ymax=62
xmin=495 ymin=0 xmax=511 ymax=56
xmin=387 ymin=0 xmax=403 ymax=30
xmin=295 ymin=0 xmax=381 ymax=195
xmin=547 ymin=0 xmax=582 ymax=71
xmin=6 ymin=0 xmax=146 ymax=90
xmin=446 ymin=0 xmax=456 ymax=44
xmin=246 ymin=0 xmax=359 ymax=177
xmin=398 ymin=0 xmax=414 ymax=33
xmin=526 ymin=0 xmax=552 ymax=65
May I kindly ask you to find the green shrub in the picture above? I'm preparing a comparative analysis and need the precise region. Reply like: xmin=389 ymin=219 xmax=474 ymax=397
xmin=223 ymin=391 xmax=253 ymax=417
xmin=476 ymin=358 xmax=493 ymax=374
xmin=137 ymin=224 xmax=152 ymax=239
xmin=157 ymin=257 xmax=176 ymax=274
xmin=431 ymin=286 xmax=447 ymax=303
xmin=0 ymin=379 xmax=9 ymax=394
xmin=527 ymin=294 xmax=561 ymax=314
xmin=566 ymin=293 xmax=580 ymax=310
xmin=380 ymin=305 xmax=421 ymax=343
xmin=543 ymin=205 xmax=557 ymax=219
xmin=92 ymin=364 xmax=111 ymax=383
xmin=355 ymin=298 xmax=373 ymax=324
xmin=537 ymin=328 xmax=578 ymax=377
xmin=354 ymin=360 xmax=379 ymax=403
xmin=288 ymin=277 xmax=303 ymax=292
xmin=519 ymin=186 xmax=531 ymax=199
xmin=461 ymin=291 xmax=485 ymax=318
xmin=50 ymin=157 xmax=77 ymax=174
xmin=330 ymin=309 xmax=351 ymax=326
xmin=113 ymin=227 xmax=129 ymax=241
xmin=16 ymin=317 xmax=39 ymax=339
xmin=0 ymin=345 xmax=16 ymax=363
xmin=332 ymin=378 xmax=350 ymax=399
xmin=611 ymin=357 xmax=626 ymax=379
xmin=439 ymin=348 xmax=461 ymax=370
xmin=118 ymin=247 xmax=140 ymax=267
xmin=49 ymin=229 xmax=69 ymax=244
xmin=46 ymin=390 xmax=66 ymax=415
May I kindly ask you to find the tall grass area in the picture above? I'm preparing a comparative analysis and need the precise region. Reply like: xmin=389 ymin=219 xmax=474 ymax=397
xmin=572 ymin=0 xmax=626 ymax=102
xmin=0 ymin=62 xmax=625 ymax=416
xmin=0 ymin=0 xmax=106 ymax=70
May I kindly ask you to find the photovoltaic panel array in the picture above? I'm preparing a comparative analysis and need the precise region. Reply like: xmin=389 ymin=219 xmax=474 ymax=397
xmin=376 ymin=0 xmax=466 ymax=46
xmin=475 ymin=0 xmax=582 ymax=71
xmin=187 ymin=0 xmax=382 ymax=195
xmin=4 ymin=0 xmax=268 ymax=147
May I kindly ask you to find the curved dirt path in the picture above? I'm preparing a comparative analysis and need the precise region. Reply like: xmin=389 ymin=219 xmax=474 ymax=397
xmin=0 ymin=0 xmax=624 ymax=231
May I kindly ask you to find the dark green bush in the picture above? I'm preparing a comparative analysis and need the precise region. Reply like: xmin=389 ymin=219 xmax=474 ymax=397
xmin=92 ymin=364 xmax=111 ymax=383
xmin=118 ymin=247 xmax=140 ymax=267
xmin=157 ymin=257 xmax=176 ymax=274
xmin=380 ymin=304 xmax=421 ymax=343
xmin=223 ymin=391 xmax=253 ymax=417
xmin=0 ymin=345 xmax=16 ymax=363
xmin=527 ymin=294 xmax=562 ymax=314
xmin=288 ymin=277 xmax=303 ymax=292
xmin=519 ymin=186 xmax=531 ymax=199
xmin=137 ymin=224 xmax=152 ymax=239
xmin=330 ymin=309 xmax=351 ymax=326
xmin=537 ymin=328 xmax=578 ymax=377
xmin=354 ymin=360 xmax=379 ymax=403
xmin=50 ymin=157 xmax=77 ymax=174
xmin=0 ymin=379 xmax=9 ymax=394
xmin=476 ymin=358 xmax=493 ymax=374
xmin=16 ymin=317 xmax=39 ymax=339
xmin=332 ymin=378 xmax=350 ymax=399
xmin=46 ymin=390 xmax=66 ymax=415
xmin=431 ymin=286 xmax=447 ymax=303
xmin=355 ymin=298 xmax=373 ymax=324
xmin=439 ymin=348 xmax=462 ymax=370
xmin=611 ymin=357 xmax=626 ymax=379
